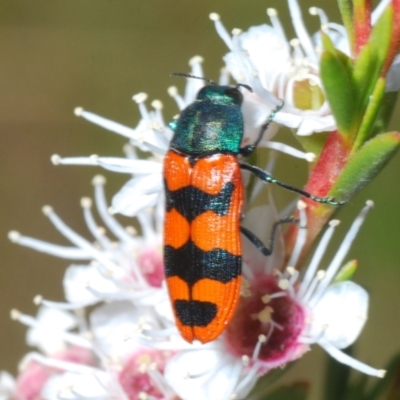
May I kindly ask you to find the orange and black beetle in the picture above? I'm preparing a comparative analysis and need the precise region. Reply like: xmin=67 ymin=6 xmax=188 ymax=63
xmin=163 ymin=74 xmax=341 ymax=344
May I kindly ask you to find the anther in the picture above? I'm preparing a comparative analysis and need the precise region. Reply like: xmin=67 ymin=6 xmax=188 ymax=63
xmin=108 ymin=206 xmax=116 ymax=215
xmin=151 ymin=100 xmax=163 ymax=110
xmin=209 ymin=12 xmax=220 ymax=21
xmin=125 ymin=226 xmax=137 ymax=235
xmin=10 ymin=309 xmax=21 ymax=320
xmin=258 ymin=334 xmax=267 ymax=344
xmin=8 ymin=231 xmax=21 ymax=243
xmin=309 ymin=7 xmax=318 ymax=15
xmin=33 ymin=295 xmax=43 ymax=305
xmin=92 ymin=175 xmax=106 ymax=186
xmin=97 ymin=226 xmax=106 ymax=235
xmin=42 ymin=205 xmax=53 ymax=216
xmin=366 ymin=200 xmax=374 ymax=208
xmin=261 ymin=294 xmax=270 ymax=304
xmin=290 ymin=38 xmax=300 ymax=47
xmin=80 ymin=197 xmax=92 ymax=209
xmin=74 ymin=107 xmax=84 ymax=117
xmin=132 ymin=93 xmax=148 ymax=103
xmin=51 ymin=154 xmax=61 ymax=165
xmin=278 ymin=279 xmax=289 ymax=290
xmin=316 ymin=270 xmax=326 ymax=279
xmin=286 ymin=266 xmax=296 ymax=275
xmin=266 ymin=8 xmax=278 ymax=17
xmin=297 ymin=200 xmax=307 ymax=210
xmin=189 ymin=55 xmax=204 ymax=66
xmin=232 ymin=28 xmax=242 ymax=36
xmin=167 ymin=86 xmax=178 ymax=96
xmin=258 ymin=306 xmax=273 ymax=323
xmin=305 ymin=152 xmax=316 ymax=162
xmin=329 ymin=219 xmax=340 ymax=227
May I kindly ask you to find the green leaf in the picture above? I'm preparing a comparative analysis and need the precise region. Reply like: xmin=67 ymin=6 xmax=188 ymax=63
xmin=320 ymin=37 xmax=356 ymax=138
xmin=352 ymin=77 xmax=386 ymax=152
xmin=329 ymin=132 xmax=400 ymax=201
xmin=370 ymin=91 xmax=399 ymax=136
xmin=333 ymin=260 xmax=358 ymax=283
xmin=352 ymin=7 xmax=393 ymax=118
xmin=254 ymin=383 xmax=309 ymax=400
xmin=337 ymin=0 xmax=354 ymax=51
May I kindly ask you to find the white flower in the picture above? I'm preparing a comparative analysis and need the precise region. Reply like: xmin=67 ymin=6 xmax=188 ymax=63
xmin=210 ymin=0 xmax=400 ymax=136
xmin=37 ymin=301 xmax=181 ymax=400
xmin=223 ymin=200 xmax=384 ymax=378
xmin=9 ymin=177 xmax=170 ymax=319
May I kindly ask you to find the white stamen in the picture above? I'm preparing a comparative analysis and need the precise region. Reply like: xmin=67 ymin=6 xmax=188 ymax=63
xmin=209 ymin=12 xmax=233 ymax=50
xmin=267 ymin=8 xmax=289 ymax=48
xmin=309 ymin=7 xmax=329 ymax=29
xmin=41 ymin=205 xmax=119 ymax=271
xmin=81 ymin=197 xmax=111 ymax=249
xmin=251 ymin=334 xmax=267 ymax=362
xmin=320 ymin=340 xmax=386 ymax=377
xmin=73 ymin=109 xmax=139 ymax=141
xmin=311 ymin=202 xmax=373 ymax=305
xmin=261 ymin=141 xmax=315 ymax=161
xmin=219 ymin=67 xmax=230 ymax=85
xmin=298 ymin=219 xmax=340 ymax=299
xmin=288 ymin=0 xmax=318 ymax=63
xmin=92 ymin=176 xmax=135 ymax=243
xmin=287 ymin=201 xmax=307 ymax=267
xmin=9 ymin=232 xmax=89 ymax=259
xmin=21 ymin=352 xmax=99 ymax=375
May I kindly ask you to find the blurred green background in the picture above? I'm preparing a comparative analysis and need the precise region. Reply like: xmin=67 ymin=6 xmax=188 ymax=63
xmin=0 ymin=1 xmax=399 ymax=399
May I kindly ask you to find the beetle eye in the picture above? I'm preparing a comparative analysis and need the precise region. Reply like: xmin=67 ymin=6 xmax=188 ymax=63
xmin=225 ymin=87 xmax=243 ymax=105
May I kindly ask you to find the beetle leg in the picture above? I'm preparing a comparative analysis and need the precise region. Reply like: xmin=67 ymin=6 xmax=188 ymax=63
xmin=239 ymin=163 xmax=344 ymax=206
xmin=239 ymin=101 xmax=284 ymax=157
xmin=241 ymin=217 xmax=297 ymax=256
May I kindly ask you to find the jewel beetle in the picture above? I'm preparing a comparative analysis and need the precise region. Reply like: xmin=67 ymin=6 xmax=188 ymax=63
xmin=163 ymin=73 xmax=342 ymax=344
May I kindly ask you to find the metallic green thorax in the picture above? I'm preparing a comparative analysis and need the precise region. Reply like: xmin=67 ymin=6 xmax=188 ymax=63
xmin=169 ymin=85 xmax=244 ymax=156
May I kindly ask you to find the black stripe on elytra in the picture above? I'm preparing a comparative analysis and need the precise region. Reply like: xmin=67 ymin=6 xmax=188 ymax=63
xmin=164 ymin=241 xmax=241 ymax=287
xmin=174 ymin=300 xmax=217 ymax=327
xmin=165 ymin=180 xmax=234 ymax=222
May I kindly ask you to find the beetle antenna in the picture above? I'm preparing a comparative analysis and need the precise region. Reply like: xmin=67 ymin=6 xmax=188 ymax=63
xmin=171 ymin=73 xmax=216 ymax=85
xmin=236 ymin=83 xmax=253 ymax=92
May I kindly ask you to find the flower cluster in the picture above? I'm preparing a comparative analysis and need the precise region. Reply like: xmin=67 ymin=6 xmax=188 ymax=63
xmin=3 ymin=0 xmax=399 ymax=399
